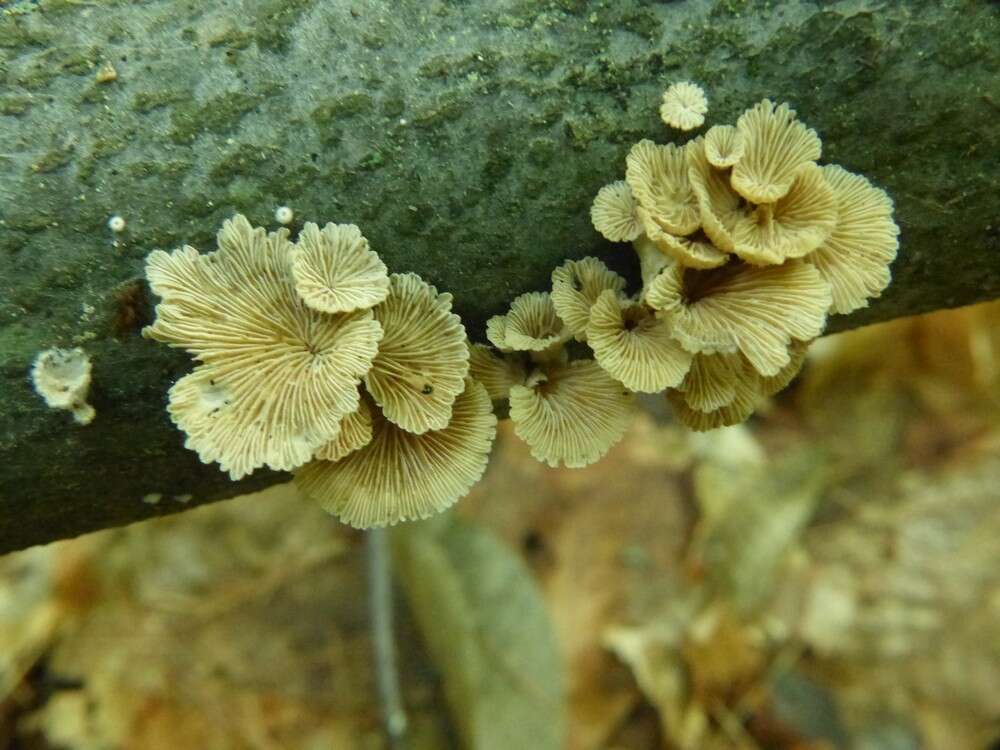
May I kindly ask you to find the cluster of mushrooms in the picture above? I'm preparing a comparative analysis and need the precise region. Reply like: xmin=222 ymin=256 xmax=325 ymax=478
xmin=144 ymin=215 xmax=495 ymax=528
xmin=145 ymin=83 xmax=899 ymax=527
xmin=476 ymin=82 xmax=899 ymax=466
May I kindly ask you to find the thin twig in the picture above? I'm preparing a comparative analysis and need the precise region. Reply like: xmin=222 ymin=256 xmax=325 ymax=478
xmin=367 ymin=528 xmax=408 ymax=750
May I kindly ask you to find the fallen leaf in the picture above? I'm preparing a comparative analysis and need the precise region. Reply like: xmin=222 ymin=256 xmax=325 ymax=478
xmin=392 ymin=515 xmax=567 ymax=750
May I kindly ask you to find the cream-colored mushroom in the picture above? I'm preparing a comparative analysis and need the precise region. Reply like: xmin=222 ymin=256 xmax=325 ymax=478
xmin=691 ymin=144 xmax=836 ymax=266
xmin=639 ymin=207 xmax=730 ymax=269
xmin=591 ymin=181 xmax=643 ymax=243
xmin=291 ymin=221 xmax=389 ymax=314
xmin=294 ymin=379 xmax=497 ymax=528
xmin=509 ymin=359 xmax=634 ymax=468
xmin=30 ymin=347 xmax=96 ymax=425
xmin=468 ymin=343 xmax=527 ymax=401
xmin=666 ymin=378 xmax=758 ymax=431
xmin=674 ymin=352 xmax=742 ymax=413
xmin=314 ymin=394 xmax=375 ymax=462
xmin=550 ymin=257 xmax=627 ymax=341
xmin=659 ymin=81 xmax=708 ymax=131
xmin=646 ymin=260 xmax=831 ymax=377
xmin=730 ymin=99 xmax=822 ymax=204
xmin=586 ymin=290 xmax=693 ymax=393
xmin=364 ymin=273 xmax=469 ymax=434
xmin=144 ymin=214 xmax=382 ymax=479
xmin=626 ymin=139 xmax=701 ymax=236
xmin=728 ymin=163 xmax=837 ymax=266
xmin=485 ymin=291 xmax=569 ymax=355
xmin=807 ymin=165 xmax=900 ymax=314
xmin=704 ymin=124 xmax=745 ymax=169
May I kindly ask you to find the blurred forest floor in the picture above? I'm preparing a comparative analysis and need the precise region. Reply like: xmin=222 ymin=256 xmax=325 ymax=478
xmin=2 ymin=301 xmax=999 ymax=750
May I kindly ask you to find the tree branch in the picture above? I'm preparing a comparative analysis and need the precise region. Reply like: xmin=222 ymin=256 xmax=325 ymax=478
xmin=2 ymin=0 xmax=999 ymax=552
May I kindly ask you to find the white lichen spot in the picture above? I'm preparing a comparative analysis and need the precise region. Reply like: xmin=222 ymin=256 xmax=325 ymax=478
xmin=142 ymin=493 xmax=163 ymax=505
xmin=108 ymin=215 xmax=126 ymax=233
xmin=30 ymin=347 xmax=96 ymax=425
xmin=173 ymin=494 xmax=193 ymax=504
xmin=274 ymin=205 xmax=294 ymax=225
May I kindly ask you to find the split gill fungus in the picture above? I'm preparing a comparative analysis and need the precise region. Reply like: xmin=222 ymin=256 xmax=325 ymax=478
xmin=142 ymin=83 xmax=899 ymax=529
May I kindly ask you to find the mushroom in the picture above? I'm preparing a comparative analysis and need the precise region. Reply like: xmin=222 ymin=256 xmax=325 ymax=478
xmin=30 ymin=347 xmax=96 ymax=425
xmin=674 ymin=352 xmax=742 ymax=413
xmin=591 ymin=181 xmax=643 ymax=243
xmin=645 ymin=260 xmax=831 ymax=377
xmin=486 ymin=291 xmax=569 ymax=356
xmin=666 ymin=377 xmax=758 ymax=431
xmin=727 ymin=163 xmax=837 ymax=266
xmin=144 ymin=214 xmax=383 ymax=479
xmin=291 ymin=221 xmax=389 ymax=314
xmin=638 ymin=207 xmax=730 ymax=269
xmin=687 ymin=140 xmax=744 ymax=254
xmin=586 ymin=290 xmax=693 ymax=393
xmin=294 ymin=378 xmax=497 ymax=528
xmin=468 ymin=343 xmax=527 ymax=401
xmin=757 ymin=339 xmax=811 ymax=397
xmin=550 ymin=257 xmax=627 ymax=341
xmin=509 ymin=359 xmax=634 ymax=468
xmin=703 ymin=124 xmax=745 ymax=169
xmin=659 ymin=81 xmax=708 ymax=131
xmin=626 ymin=139 xmax=702 ymax=237
xmin=690 ymin=142 xmax=836 ymax=266
xmin=807 ymin=165 xmax=900 ymax=314
xmin=364 ymin=273 xmax=469 ymax=434
xmin=314 ymin=394 xmax=374 ymax=462
xmin=666 ymin=342 xmax=808 ymax=431
xmin=633 ymin=234 xmax=672 ymax=294
xmin=730 ymin=99 xmax=822 ymax=205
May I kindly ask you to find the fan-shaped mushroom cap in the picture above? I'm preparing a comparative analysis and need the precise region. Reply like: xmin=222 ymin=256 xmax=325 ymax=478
xmin=551 ymin=257 xmax=627 ymax=340
xmin=591 ymin=181 xmax=643 ymax=242
xmin=666 ymin=378 xmax=758 ymax=431
xmin=688 ymin=141 xmax=743 ymax=253
xmin=486 ymin=291 xmax=569 ymax=353
xmin=587 ymin=290 xmax=693 ymax=393
xmin=30 ymin=347 xmax=96 ymax=425
xmin=645 ymin=260 xmax=831 ymax=377
xmin=728 ymin=163 xmax=837 ymax=266
xmin=295 ymin=378 xmax=497 ymax=528
xmin=291 ymin=222 xmax=389 ymax=314
xmin=509 ymin=359 xmax=634 ymax=468
xmin=364 ymin=273 xmax=469 ymax=434
xmin=639 ymin=207 xmax=729 ymax=269
xmin=704 ymin=124 xmax=745 ymax=169
xmin=659 ymin=81 xmax=708 ymax=131
xmin=626 ymin=140 xmax=701 ymax=236
xmin=144 ymin=215 xmax=383 ymax=479
xmin=758 ymin=339 xmax=810 ymax=396
xmin=675 ymin=352 xmax=743 ymax=413
xmin=484 ymin=315 xmax=514 ymax=353
xmin=691 ymin=144 xmax=836 ymax=266
xmin=807 ymin=165 xmax=900 ymax=314
xmin=314 ymin=395 xmax=374 ymax=462
xmin=468 ymin=343 xmax=527 ymax=401
xmin=633 ymin=234 xmax=672 ymax=293
xmin=731 ymin=99 xmax=822 ymax=204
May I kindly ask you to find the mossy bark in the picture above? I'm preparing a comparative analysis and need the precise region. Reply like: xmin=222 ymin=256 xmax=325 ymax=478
xmin=1 ymin=0 xmax=998 ymax=552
